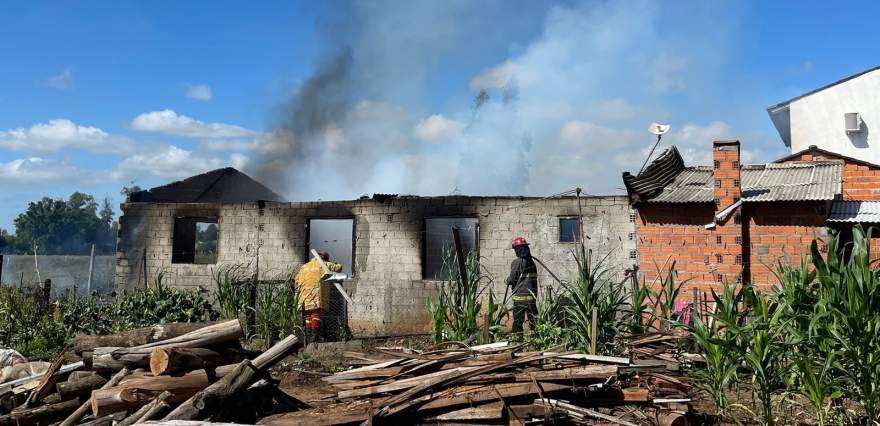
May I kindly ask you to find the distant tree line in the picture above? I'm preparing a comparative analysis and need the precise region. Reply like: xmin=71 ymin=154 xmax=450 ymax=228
xmin=0 ymin=190 xmax=129 ymax=256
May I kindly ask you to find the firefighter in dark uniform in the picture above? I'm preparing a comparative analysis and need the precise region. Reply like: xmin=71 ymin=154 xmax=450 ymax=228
xmin=506 ymin=236 xmax=538 ymax=334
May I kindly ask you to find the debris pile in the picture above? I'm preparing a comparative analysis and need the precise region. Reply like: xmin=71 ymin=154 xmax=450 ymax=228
xmin=0 ymin=320 xmax=301 ymax=425
xmin=261 ymin=338 xmax=692 ymax=425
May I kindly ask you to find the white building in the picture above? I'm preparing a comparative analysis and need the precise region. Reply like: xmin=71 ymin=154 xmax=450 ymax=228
xmin=768 ymin=66 xmax=880 ymax=164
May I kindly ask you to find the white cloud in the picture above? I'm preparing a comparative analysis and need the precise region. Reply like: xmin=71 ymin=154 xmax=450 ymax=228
xmin=470 ymin=61 xmax=520 ymax=90
xmin=112 ymin=145 xmax=227 ymax=180
xmin=131 ymin=110 xmax=257 ymax=139
xmin=0 ymin=157 xmax=81 ymax=182
xmin=413 ymin=114 xmax=464 ymax=142
xmin=0 ymin=119 xmax=134 ymax=154
xmin=185 ymin=84 xmax=213 ymax=100
xmin=41 ymin=67 xmax=74 ymax=91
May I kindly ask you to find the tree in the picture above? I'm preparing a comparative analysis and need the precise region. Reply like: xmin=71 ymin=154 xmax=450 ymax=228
xmin=13 ymin=193 xmax=116 ymax=255
xmin=121 ymin=182 xmax=142 ymax=199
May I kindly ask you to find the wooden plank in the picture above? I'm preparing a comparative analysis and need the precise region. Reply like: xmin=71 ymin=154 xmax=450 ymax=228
xmin=418 ymin=382 xmax=570 ymax=411
xmin=337 ymin=366 xmax=480 ymax=399
xmin=425 ymin=402 xmax=504 ymax=421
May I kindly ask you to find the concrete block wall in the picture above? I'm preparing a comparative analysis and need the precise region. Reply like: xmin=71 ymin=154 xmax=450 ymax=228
xmin=116 ymin=195 xmax=636 ymax=336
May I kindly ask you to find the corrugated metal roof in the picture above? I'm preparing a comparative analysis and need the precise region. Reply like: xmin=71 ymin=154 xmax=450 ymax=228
xmin=622 ymin=147 xmax=686 ymax=204
xmin=644 ymin=161 xmax=842 ymax=203
xmin=828 ymin=201 xmax=880 ymax=223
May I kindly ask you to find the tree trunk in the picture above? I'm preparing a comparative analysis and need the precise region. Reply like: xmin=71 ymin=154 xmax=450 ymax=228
xmin=11 ymin=399 xmax=81 ymax=424
xmin=56 ymin=373 xmax=108 ymax=400
xmin=91 ymin=365 xmax=236 ymax=417
xmin=73 ymin=322 xmax=221 ymax=354
xmin=163 ymin=335 xmax=300 ymax=421
xmin=150 ymin=348 xmax=244 ymax=376
xmin=91 ymin=320 xmax=244 ymax=374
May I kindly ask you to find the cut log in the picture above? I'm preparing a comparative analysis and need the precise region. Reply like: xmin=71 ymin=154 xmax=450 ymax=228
xmin=130 ymin=320 xmax=243 ymax=351
xmin=92 ymin=371 xmax=210 ymax=416
xmin=11 ymin=398 xmax=81 ymax=424
xmin=67 ymin=371 xmax=97 ymax=381
xmin=56 ymin=373 xmax=108 ymax=400
xmin=91 ymin=320 xmax=244 ymax=374
xmin=117 ymin=391 xmax=173 ymax=426
xmin=73 ymin=322 xmax=221 ymax=354
xmin=59 ymin=367 xmax=129 ymax=426
xmin=163 ymin=335 xmax=299 ymax=421
xmin=150 ymin=348 xmax=244 ymax=376
xmin=91 ymin=347 xmax=129 ymax=373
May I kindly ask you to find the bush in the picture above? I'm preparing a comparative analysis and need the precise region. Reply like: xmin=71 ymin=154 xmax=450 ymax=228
xmin=111 ymin=272 xmax=218 ymax=330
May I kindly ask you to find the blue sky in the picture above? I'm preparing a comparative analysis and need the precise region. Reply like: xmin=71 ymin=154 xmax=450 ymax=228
xmin=0 ymin=1 xmax=878 ymax=231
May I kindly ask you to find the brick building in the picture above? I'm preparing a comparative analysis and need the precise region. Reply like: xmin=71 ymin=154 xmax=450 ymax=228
xmin=117 ymin=168 xmax=637 ymax=336
xmin=624 ymin=140 xmax=844 ymax=293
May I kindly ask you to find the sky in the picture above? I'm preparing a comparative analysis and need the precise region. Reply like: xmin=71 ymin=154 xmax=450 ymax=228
xmin=1 ymin=1 xmax=879 ymax=230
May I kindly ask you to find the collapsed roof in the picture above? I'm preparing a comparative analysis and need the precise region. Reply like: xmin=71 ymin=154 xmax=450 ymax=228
xmin=129 ymin=167 xmax=285 ymax=203
xmin=623 ymin=147 xmax=842 ymax=204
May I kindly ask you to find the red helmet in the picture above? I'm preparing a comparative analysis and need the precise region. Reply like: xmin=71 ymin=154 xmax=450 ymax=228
xmin=511 ymin=236 xmax=529 ymax=249
xmin=318 ymin=251 xmax=330 ymax=261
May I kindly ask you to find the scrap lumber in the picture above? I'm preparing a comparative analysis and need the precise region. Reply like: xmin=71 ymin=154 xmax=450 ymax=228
xmin=163 ymin=334 xmax=300 ymax=421
xmin=79 ymin=411 xmax=127 ymax=426
xmin=424 ymin=401 xmax=503 ymax=421
xmin=25 ymin=352 xmax=67 ymax=405
xmin=0 ymin=361 xmax=84 ymax=398
xmin=73 ymin=322 xmax=220 ymax=354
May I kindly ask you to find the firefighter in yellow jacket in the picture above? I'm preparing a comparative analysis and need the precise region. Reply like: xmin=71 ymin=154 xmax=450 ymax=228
xmin=295 ymin=251 xmax=342 ymax=337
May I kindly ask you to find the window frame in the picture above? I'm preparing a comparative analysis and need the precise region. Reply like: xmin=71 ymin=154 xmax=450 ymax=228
xmin=557 ymin=216 xmax=581 ymax=243
xmin=172 ymin=216 xmax=220 ymax=265
xmin=422 ymin=216 xmax=480 ymax=280
xmin=304 ymin=216 xmax=357 ymax=278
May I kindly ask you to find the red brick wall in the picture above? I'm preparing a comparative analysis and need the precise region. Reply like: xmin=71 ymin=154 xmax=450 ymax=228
xmin=782 ymin=150 xmax=880 ymax=201
xmin=635 ymin=201 xmax=829 ymax=296
xmin=635 ymin=203 xmax=726 ymax=296
xmin=743 ymin=202 xmax=829 ymax=290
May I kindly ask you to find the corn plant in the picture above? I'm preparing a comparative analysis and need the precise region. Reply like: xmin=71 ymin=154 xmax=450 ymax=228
xmin=810 ymin=225 xmax=880 ymax=422
xmin=651 ymin=261 xmax=688 ymax=330
xmin=526 ymin=286 xmax=567 ymax=350
xmin=427 ymin=248 xmax=506 ymax=344
xmin=689 ymin=314 xmax=739 ymax=419
xmin=739 ymin=285 xmax=793 ymax=426
xmin=794 ymin=355 xmax=840 ymax=426
xmin=627 ymin=270 xmax=656 ymax=335
xmin=564 ymin=244 xmax=627 ymax=355
xmin=212 ymin=263 xmax=251 ymax=320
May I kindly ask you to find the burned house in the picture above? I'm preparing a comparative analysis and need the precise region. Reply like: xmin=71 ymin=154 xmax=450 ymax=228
xmin=624 ymin=139 xmax=880 ymax=294
xmin=116 ymin=168 xmax=637 ymax=337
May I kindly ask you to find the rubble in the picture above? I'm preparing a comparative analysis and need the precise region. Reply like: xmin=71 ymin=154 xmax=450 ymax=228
xmin=261 ymin=335 xmax=692 ymax=425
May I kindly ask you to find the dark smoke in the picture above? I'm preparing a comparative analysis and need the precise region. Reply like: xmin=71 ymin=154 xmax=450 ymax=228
xmin=252 ymin=49 xmax=354 ymax=192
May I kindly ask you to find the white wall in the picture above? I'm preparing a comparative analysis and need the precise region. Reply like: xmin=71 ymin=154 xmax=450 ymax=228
xmin=787 ymin=69 xmax=880 ymax=163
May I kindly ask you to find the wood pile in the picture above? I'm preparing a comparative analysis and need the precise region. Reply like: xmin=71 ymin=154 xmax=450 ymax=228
xmin=260 ymin=340 xmax=693 ymax=426
xmin=0 ymin=320 xmax=302 ymax=426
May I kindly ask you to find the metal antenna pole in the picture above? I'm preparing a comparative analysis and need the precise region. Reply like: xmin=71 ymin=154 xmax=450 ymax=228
xmin=637 ymin=134 xmax=663 ymax=175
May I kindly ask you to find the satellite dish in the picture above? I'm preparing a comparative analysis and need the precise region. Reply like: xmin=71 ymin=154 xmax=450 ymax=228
xmin=648 ymin=123 xmax=671 ymax=136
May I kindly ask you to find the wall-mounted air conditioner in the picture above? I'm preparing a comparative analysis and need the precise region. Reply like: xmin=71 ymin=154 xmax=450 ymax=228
xmin=845 ymin=112 xmax=863 ymax=134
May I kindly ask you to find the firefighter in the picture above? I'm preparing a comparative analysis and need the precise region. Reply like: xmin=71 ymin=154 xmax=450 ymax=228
xmin=295 ymin=251 xmax=342 ymax=341
xmin=506 ymin=236 xmax=538 ymax=335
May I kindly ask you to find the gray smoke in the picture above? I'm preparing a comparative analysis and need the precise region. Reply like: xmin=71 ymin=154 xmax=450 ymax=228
xmin=252 ymin=49 xmax=354 ymax=191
